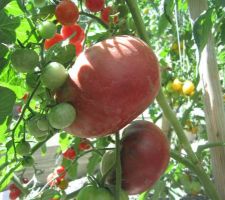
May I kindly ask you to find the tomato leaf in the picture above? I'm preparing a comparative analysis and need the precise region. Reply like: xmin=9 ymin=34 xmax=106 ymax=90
xmin=193 ymin=8 xmax=213 ymax=53
xmin=41 ymin=189 xmax=60 ymax=200
xmin=0 ymin=86 xmax=16 ymax=125
xmin=0 ymin=10 xmax=20 ymax=44
xmin=0 ymin=169 xmax=13 ymax=191
xmin=0 ymin=0 xmax=10 ymax=11
xmin=87 ymin=152 xmax=102 ymax=175
xmin=67 ymin=161 xmax=78 ymax=179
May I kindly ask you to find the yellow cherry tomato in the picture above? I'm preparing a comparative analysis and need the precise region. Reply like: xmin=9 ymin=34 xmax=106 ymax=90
xmin=182 ymin=80 xmax=195 ymax=95
xmin=172 ymin=78 xmax=183 ymax=92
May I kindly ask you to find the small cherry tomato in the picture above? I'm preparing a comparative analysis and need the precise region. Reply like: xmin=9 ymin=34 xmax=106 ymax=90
xmin=78 ymin=139 xmax=91 ymax=151
xmin=63 ymin=148 xmax=76 ymax=160
xmin=61 ymin=24 xmax=85 ymax=45
xmin=85 ymin=0 xmax=105 ymax=12
xmin=182 ymin=80 xmax=195 ymax=96
xmin=55 ymin=0 xmax=79 ymax=25
xmin=44 ymin=33 xmax=64 ymax=50
xmin=101 ymin=6 xmax=118 ymax=24
xmin=172 ymin=78 xmax=183 ymax=92
xmin=54 ymin=166 xmax=66 ymax=181
xmin=9 ymin=189 xmax=21 ymax=200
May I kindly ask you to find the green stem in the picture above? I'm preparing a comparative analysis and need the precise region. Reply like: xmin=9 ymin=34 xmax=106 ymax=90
xmin=197 ymin=142 xmax=225 ymax=154
xmin=125 ymin=0 xmax=220 ymax=199
xmin=115 ymin=133 xmax=122 ymax=200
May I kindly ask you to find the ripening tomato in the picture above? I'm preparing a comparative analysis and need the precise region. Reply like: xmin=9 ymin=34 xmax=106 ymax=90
xmin=61 ymin=24 xmax=85 ymax=45
xmin=57 ymin=179 xmax=69 ymax=190
xmin=101 ymin=121 xmax=170 ymax=195
xmin=22 ymin=92 xmax=29 ymax=102
xmin=101 ymin=6 xmax=118 ymax=24
xmin=78 ymin=139 xmax=91 ymax=150
xmin=38 ymin=21 xmax=57 ymax=39
xmin=85 ymin=0 xmax=105 ymax=12
xmin=63 ymin=148 xmax=76 ymax=160
xmin=54 ymin=166 xmax=66 ymax=181
xmin=182 ymin=80 xmax=195 ymax=96
xmin=9 ymin=189 xmax=21 ymax=200
xmin=44 ymin=33 xmax=64 ymax=50
xmin=55 ymin=0 xmax=79 ymax=25
xmin=172 ymin=78 xmax=183 ymax=92
xmin=56 ymin=36 xmax=160 ymax=138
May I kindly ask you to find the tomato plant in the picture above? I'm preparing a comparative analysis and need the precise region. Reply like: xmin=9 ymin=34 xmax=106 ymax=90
xmin=55 ymin=0 xmax=79 ymax=25
xmin=1 ymin=0 xmax=225 ymax=200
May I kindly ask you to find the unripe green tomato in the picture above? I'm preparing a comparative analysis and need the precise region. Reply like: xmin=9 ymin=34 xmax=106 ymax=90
xmin=22 ymin=156 xmax=34 ymax=167
xmin=11 ymin=49 xmax=39 ymax=73
xmin=32 ymin=0 xmax=46 ymax=8
xmin=38 ymin=21 xmax=57 ymax=39
xmin=27 ymin=116 xmax=48 ymax=137
xmin=37 ymin=117 xmax=50 ymax=131
xmin=34 ymin=134 xmax=48 ymax=142
xmin=41 ymin=62 xmax=68 ymax=90
xmin=48 ymin=103 xmax=76 ymax=129
xmin=16 ymin=141 xmax=31 ymax=156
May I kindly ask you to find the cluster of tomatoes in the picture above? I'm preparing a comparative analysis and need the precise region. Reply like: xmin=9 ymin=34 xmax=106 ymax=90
xmin=8 ymin=178 xmax=29 ymax=200
xmin=166 ymin=78 xmax=195 ymax=96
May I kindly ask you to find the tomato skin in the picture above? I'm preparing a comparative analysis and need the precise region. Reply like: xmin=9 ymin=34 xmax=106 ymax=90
xmin=85 ymin=0 xmax=105 ymax=12
xmin=9 ymin=189 xmax=21 ymax=200
xmin=63 ymin=148 xmax=76 ymax=160
xmin=11 ymin=49 xmax=39 ymax=73
xmin=78 ymin=139 xmax=91 ymax=150
xmin=172 ymin=78 xmax=183 ymax=92
xmin=47 ymin=102 xmax=76 ymax=129
xmin=22 ymin=156 xmax=34 ymax=167
xmin=44 ymin=33 xmax=64 ymax=50
xmin=57 ymin=179 xmax=68 ymax=190
xmin=54 ymin=166 xmax=66 ymax=181
xmin=27 ymin=116 xmax=48 ymax=137
xmin=41 ymin=62 xmax=68 ymax=90
xmin=61 ymin=24 xmax=85 ymax=45
xmin=77 ymin=185 xmax=114 ymax=200
xmin=120 ymin=120 xmax=169 ymax=195
xmin=182 ymin=80 xmax=195 ymax=95
xmin=101 ymin=6 xmax=118 ymax=24
xmin=55 ymin=0 xmax=79 ymax=25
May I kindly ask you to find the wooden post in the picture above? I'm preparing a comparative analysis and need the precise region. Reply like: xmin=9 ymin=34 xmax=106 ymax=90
xmin=188 ymin=0 xmax=225 ymax=199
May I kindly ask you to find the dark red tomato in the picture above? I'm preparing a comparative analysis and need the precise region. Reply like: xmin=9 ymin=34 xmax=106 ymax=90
xmin=44 ymin=33 xmax=64 ymax=50
xmin=22 ymin=178 xmax=29 ymax=184
xmin=55 ymin=0 xmax=79 ymax=25
xmin=120 ymin=120 xmax=169 ymax=195
xmin=9 ymin=184 xmax=18 ymax=191
xmin=85 ymin=0 xmax=105 ymax=12
xmin=22 ymin=92 xmax=29 ymax=102
xmin=63 ymin=148 xmax=76 ymax=160
xmin=78 ymin=139 xmax=91 ymax=150
xmin=9 ymin=189 xmax=21 ymax=200
xmin=61 ymin=24 xmax=85 ymax=44
xmin=101 ymin=6 xmax=118 ymax=24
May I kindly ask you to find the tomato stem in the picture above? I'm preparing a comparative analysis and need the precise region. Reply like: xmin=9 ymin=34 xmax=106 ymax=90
xmin=115 ymin=133 xmax=122 ymax=200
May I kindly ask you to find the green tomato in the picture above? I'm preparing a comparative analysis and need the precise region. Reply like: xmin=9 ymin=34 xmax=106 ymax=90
xmin=77 ymin=185 xmax=114 ymax=200
xmin=22 ymin=156 xmax=34 ymax=167
xmin=38 ymin=21 xmax=57 ymax=39
xmin=48 ymin=103 xmax=76 ymax=129
xmin=27 ymin=116 xmax=48 ymax=137
xmin=34 ymin=134 xmax=48 ymax=142
xmin=16 ymin=141 xmax=31 ymax=156
xmin=11 ymin=49 xmax=39 ymax=73
xmin=32 ymin=0 xmax=46 ymax=8
xmin=41 ymin=62 xmax=68 ymax=90
xmin=37 ymin=116 xmax=50 ymax=131
xmin=100 ymin=150 xmax=116 ymax=177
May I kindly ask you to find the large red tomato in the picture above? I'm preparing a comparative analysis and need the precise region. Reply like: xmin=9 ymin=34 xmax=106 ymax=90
xmin=120 ymin=120 xmax=169 ymax=194
xmin=57 ymin=35 xmax=160 ymax=138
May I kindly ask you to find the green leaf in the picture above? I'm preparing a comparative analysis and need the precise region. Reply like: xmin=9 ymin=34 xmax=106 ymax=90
xmin=0 ymin=58 xmax=8 ymax=74
xmin=0 ymin=169 xmax=13 ymax=191
xmin=221 ymin=19 xmax=225 ymax=45
xmin=0 ymin=43 xmax=8 ymax=58
xmin=0 ymin=86 xmax=16 ymax=125
xmin=0 ymin=82 xmax=26 ymax=99
xmin=157 ymin=14 xmax=169 ymax=36
xmin=0 ymin=10 xmax=20 ymax=44
xmin=163 ymin=0 xmax=175 ymax=26
xmin=193 ymin=8 xmax=213 ymax=53
xmin=0 ymin=0 xmax=10 ymax=11
xmin=67 ymin=161 xmax=78 ymax=179
xmin=0 ymin=121 xmax=7 ymax=141
xmin=87 ymin=152 xmax=102 ymax=175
